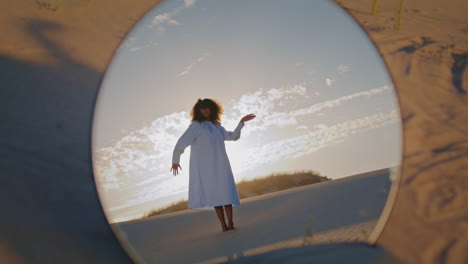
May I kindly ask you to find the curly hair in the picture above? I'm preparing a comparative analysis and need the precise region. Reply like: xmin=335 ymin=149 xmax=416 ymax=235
xmin=190 ymin=98 xmax=224 ymax=124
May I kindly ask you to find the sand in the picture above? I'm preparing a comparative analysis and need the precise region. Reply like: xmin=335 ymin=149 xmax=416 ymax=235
xmin=113 ymin=169 xmax=396 ymax=263
xmin=337 ymin=1 xmax=468 ymax=263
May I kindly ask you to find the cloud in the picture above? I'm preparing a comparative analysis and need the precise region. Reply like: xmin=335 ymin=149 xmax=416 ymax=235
xmin=289 ymin=85 xmax=392 ymax=117
xmin=101 ymin=109 xmax=399 ymax=214
xmin=315 ymin=124 xmax=328 ymax=130
xmin=337 ymin=64 xmax=350 ymax=73
xmin=178 ymin=53 xmax=210 ymax=76
xmin=128 ymin=41 xmax=159 ymax=52
xmin=168 ymin=19 xmax=181 ymax=25
xmin=93 ymin=83 xmax=397 ymax=222
xmin=149 ymin=0 xmax=196 ymax=28
xmin=151 ymin=13 xmax=172 ymax=26
xmin=125 ymin=0 xmax=196 ymax=51
xmin=326 ymin=78 xmax=336 ymax=87
xmin=184 ymin=0 xmax=196 ymax=7
xmin=236 ymin=110 xmax=399 ymax=171
xmin=225 ymin=83 xmax=314 ymax=132
xmin=93 ymin=111 xmax=190 ymax=191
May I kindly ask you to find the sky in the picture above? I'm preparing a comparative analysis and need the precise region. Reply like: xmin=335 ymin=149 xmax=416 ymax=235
xmin=92 ymin=0 xmax=402 ymax=223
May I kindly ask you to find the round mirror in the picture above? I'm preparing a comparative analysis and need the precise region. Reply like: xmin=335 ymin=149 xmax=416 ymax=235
xmin=92 ymin=0 xmax=402 ymax=262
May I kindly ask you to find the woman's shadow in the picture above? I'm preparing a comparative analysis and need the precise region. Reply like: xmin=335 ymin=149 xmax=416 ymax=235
xmin=0 ymin=18 xmax=131 ymax=263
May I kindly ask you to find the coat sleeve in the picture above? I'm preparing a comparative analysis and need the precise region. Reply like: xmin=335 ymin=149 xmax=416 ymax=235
xmin=221 ymin=121 xmax=245 ymax=141
xmin=172 ymin=122 xmax=200 ymax=164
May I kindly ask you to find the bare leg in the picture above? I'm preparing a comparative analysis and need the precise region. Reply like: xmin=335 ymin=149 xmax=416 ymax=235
xmin=214 ymin=206 xmax=228 ymax=232
xmin=224 ymin=204 xmax=235 ymax=230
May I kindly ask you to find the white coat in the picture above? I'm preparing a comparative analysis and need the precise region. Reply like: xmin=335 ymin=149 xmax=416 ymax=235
xmin=172 ymin=120 xmax=245 ymax=209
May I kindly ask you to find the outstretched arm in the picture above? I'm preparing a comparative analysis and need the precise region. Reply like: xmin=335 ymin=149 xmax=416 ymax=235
xmin=172 ymin=122 xmax=200 ymax=164
xmin=221 ymin=113 xmax=256 ymax=141
xmin=221 ymin=121 xmax=245 ymax=141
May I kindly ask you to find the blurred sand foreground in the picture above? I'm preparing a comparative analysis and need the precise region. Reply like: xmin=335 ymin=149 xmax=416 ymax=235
xmin=113 ymin=169 xmax=398 ymax=264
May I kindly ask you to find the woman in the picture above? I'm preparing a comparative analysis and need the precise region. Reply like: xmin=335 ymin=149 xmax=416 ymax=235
xmin=170 ymin=98 xmax=256 ymax=232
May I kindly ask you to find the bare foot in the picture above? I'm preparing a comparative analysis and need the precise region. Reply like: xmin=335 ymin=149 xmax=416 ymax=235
xmin=227 ymin=222 xmax=235 ymax=231
xmin=222 ymin=225 xmax=228 ymax=232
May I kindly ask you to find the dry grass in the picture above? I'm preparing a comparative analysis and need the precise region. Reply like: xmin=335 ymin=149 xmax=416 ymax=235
xmin=236 ymin=170 xmax=330 ymax=199
xmin=144 ymin=170 xmax=330 ymax=218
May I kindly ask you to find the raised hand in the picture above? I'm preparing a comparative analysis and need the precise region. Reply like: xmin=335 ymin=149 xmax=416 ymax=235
xmin=240 ymin=113 xmax=256 ymax=123
xmin=170 ymin=163 xmax=182 ymax=176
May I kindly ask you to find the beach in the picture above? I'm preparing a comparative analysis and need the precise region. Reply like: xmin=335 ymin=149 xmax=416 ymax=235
xmin=113 ymin=168 xmax=393 ymax=263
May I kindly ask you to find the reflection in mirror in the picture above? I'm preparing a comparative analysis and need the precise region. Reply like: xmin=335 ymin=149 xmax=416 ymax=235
xmin=92 ymin=0 xmax=402 ymax=262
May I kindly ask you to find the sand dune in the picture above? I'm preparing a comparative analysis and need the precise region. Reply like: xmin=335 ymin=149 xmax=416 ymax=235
xmin=113 ymin=168 xmax=394 ymax=263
